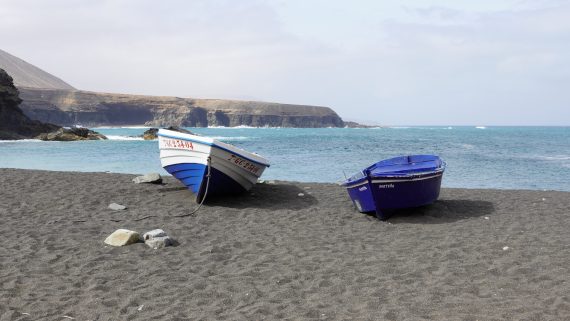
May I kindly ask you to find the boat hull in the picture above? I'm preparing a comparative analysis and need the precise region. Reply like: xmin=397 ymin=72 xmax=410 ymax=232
xmin=342 ymin=155 xmax=445 ymax=220
xmin=345 ymin=180 xmax=376 ymax=213
xmin=369 ymin=172 xmax=443 ymax=219
xmin=158 ymin=129 xmax=269 ymax=202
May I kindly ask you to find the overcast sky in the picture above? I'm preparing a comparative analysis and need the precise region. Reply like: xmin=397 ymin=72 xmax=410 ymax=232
xmin=1 ymin=0 xmax=569 ymax=125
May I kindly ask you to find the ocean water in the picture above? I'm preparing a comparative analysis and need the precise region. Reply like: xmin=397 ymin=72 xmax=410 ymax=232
xmin=1 ymin=126 xmax=569 ymax=191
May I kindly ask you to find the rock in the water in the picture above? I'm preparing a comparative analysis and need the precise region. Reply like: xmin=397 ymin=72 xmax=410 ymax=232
xmin=142 ymin=128 xmax=158 ymax=140
xmin=104 ymin=229 xmax=140 ymax=246
xmin=143 ymin=229 xmax=173 ymax=249
xmin=142 ymin=126 xmax=193 ymax=140
xmin=165 ymin=126 xmax=194 ymax=134
xmin=132 ymin=173 xmax=162 ymax=184
xmin=109 ymin=203 xmax=127 ymax=210
xmin=36 ymin=127 xmax=107 ymax=141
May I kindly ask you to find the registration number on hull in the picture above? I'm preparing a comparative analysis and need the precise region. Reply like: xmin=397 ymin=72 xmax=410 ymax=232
xmin=161 ymin=138 xmax=194 ymax=150
xmin=227 ymin=154 xmax=261 ymax=174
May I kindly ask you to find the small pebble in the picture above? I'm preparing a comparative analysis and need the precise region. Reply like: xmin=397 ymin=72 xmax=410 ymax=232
xmin=137 ymin=305 xmax=144 ymax=311
xmin=542 ymin=198 xmax=546 ymax=201
xmin=298 ymin=193 xmax=304 ymax=197
xmin=484 ymin=216 xmax=489 ymax=220
xmin=503 ymin=246 xmax=509 ymax=251
xmin=108 ymin=203 xmax=127 ymax=211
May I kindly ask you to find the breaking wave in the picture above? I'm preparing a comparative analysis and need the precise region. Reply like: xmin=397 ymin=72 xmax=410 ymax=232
xmin=106 ymin=135 xmax=145 ymax=141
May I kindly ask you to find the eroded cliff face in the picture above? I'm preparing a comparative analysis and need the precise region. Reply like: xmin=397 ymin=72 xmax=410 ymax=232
xmin=19 ymin=88 xmax=345 ymax=128
xmin=0 ymin=69 xmax=59 ymax=139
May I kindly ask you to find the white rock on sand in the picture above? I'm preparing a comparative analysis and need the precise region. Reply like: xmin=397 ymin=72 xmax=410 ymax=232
xmin=132 ymin=173 xmax=162 ymax=184
xmin=143 ymin=229 xmax=173 ymax=249
xmin=108 ymin=203 xmax=127 ymax=210
xmin=104 ymin=229 xmax=140 ymax=246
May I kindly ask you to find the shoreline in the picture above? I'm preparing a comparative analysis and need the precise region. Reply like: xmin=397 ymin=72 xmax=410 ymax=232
xmin=1 ymin=168 xmax=569 ymax=320
xmin=0 ymin=166 xmax=568 ymax=193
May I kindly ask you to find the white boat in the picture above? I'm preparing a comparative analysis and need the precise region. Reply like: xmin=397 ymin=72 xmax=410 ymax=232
xmin=158 ymin=128 xmax=270 ymax=202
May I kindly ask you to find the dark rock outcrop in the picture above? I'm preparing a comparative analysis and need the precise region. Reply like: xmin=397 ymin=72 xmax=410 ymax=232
xmin=343 ymin=121 xmax=379 ymax=128
xmin=0 ymin=69 xmax=59 ymax=139
xmin=18 ymin=88 xmax=345 ymax=128
xmin=36 ymin=127 xmax=107 ymax=141
xmin=142 ymin=128 xmax=159 ymax=140
xmin=142 ymin=126 xmax=193 ymax=140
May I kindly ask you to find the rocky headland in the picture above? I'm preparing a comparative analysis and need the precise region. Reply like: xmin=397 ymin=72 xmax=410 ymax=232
xmin=18 ymin=88 xmax=345 ymax=128
xmin=1 ymin=48 xmax=346 ymax=128
xmin=0 ymin=69 xmax=59 ymax=139
xmin=0 ymin=68 xmax=106 ymax=141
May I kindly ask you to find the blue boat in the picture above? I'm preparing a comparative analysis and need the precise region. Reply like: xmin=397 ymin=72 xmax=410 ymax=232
xmin=342 ymin=155 xmax=446 ymax=220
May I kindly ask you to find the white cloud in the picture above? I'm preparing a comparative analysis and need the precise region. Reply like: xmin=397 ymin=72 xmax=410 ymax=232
xmin=1 ymin=0 xmax=569 ymax=124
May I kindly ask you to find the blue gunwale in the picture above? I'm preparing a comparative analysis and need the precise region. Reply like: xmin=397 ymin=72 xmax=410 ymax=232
xmin=158 ymin=132 xmax=270 ymax=167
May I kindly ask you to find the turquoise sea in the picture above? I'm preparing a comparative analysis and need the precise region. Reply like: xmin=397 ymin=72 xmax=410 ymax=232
xmin=1 ymin=126 xmax=569 ymax=191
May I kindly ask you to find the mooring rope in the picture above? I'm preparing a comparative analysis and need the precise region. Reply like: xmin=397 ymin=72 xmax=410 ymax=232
xmin=174 ymin=156 xmax=212 ymax=217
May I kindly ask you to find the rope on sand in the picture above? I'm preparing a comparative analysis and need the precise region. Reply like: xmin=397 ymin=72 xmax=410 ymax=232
xmin=173 ymin=156 xmax=212 ymax=218
xmin=70 ymin=157 xmax=212 ymax=223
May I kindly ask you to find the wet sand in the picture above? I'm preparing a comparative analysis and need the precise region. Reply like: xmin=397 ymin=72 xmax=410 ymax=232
xmin=0 ymin=168 xmax=569 ymax=320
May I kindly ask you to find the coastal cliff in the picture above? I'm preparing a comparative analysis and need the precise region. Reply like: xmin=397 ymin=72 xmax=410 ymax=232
xmin=0 ymin=69 xmax=59 ymax=139
xmin=19 ymin=88 xmax=345 ymax=128
xmin=1 ymin=48 xmax=346 ymax=128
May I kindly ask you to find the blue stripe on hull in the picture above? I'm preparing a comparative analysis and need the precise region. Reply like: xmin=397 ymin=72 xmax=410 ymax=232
xmin=164 ymin=163 xmax=248 ymax=203
xmin=164 ymin=163 xmax=206 ymax=194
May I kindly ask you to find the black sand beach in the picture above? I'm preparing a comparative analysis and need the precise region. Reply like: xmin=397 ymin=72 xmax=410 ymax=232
xmin=1 ymin=168 xmax=569 ymax=320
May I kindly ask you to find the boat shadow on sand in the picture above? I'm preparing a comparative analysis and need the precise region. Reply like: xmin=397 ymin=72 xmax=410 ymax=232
xmin=160 ymin=182 xmax=318 ymax=210
xmin=368 ymin=199 xmax=496 ymax=224
xmin=205 ymin=182 xmax=318 ymax=210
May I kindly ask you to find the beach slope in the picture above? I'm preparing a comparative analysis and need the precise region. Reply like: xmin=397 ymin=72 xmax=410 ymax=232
xmin=0 ymin=169 xmax=568 ymax=320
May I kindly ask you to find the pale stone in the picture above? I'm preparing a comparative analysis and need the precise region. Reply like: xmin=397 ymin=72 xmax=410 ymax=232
xmin=132 ymin=173 xmax=162 ymax=184
xmin=142 ymin=229 xmax=167 ymax=241
xmin=143 ymin=229 xmax=173 ymax=249
xmin=145 ymin=236 xmax=173 ymax=249
xmin=109 ymin=203 xmax=127 ymax=210
xmin=104 ymin=229 xmax=140 ymax=246
xmin=298 ymin=193 xmax=305 ymax=197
